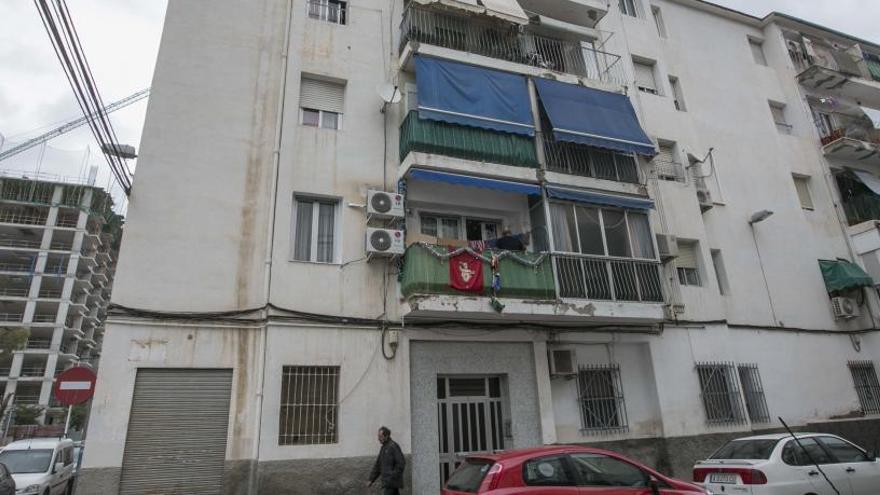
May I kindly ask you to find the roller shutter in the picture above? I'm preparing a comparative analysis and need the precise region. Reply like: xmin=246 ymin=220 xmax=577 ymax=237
xmin=300 ymin=78 xmax=345 ymax=113
xmin=119 ymin=369 xmax=233 ymax=495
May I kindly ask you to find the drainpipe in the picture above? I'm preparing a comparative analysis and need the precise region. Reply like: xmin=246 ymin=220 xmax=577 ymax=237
xmin=250 ymin=1 xmax=293 ymax=493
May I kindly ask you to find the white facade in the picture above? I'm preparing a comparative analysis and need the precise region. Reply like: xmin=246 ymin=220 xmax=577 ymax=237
xmin=80 ymin=0 xmax=880 ymax=493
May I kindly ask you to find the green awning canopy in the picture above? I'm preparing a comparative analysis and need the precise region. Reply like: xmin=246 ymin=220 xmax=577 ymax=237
xmin=819 ymin=259 xmax=874 ymax=293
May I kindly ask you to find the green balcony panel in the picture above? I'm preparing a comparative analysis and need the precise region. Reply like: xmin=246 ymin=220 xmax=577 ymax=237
xmin=399 ymin=111 xmax=539 ymax=168
xmin=867 ymin=59 xmax=880 ymax=82
xmin=401 ymin=243 xmax=555 ymax=300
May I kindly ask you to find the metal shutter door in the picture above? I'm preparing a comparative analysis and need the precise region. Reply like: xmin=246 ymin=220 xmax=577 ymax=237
xmin=119 ymin=369 xmax=233 ymax=495
xmin=299 ymin=78 xmax=345 ymax=113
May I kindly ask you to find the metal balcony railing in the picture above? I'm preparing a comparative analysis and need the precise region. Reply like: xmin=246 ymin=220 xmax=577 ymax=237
xmin=0 ymin=287 xmax=29 ymax=297
xmin=0 ymin=238 xmax=41 ymax=249
xmin=31 ymin=314 xmax=57 ymax=323
xmin=400 ymin=6 xmax=625 ymax=85
xmin=0 ymin=211 xmax=47 ymax=226
xmin=554 ymin=254 xmax=663 ymax=302
xmin=819 ymin=115 xmax=880 ymax=147
xmin=56 ymin=218 xmax=78 ymax=228
xmin=0 ymin=313 xmax=24 ymax=322
xmin=0 ymin=368 xmax=11 ymax=376
xmin=37 ymin=289 xmax=63 ymax=299
xmin=544 ymin=139 xmax=640 ymax=184
xmin=307 ymin=0 xmax=346 ymax=25
xmin=0 ymin=262 xmax=34 ymax=273
xmin=14 ymin=394 xmax=42 ymax=404
xmin=25 ymin=339 xmax=51 ymax=350
xmin=651 ymin=159 xmax=686 ymax=183
xmin=19 ymin=367 xmax=45 ymax=377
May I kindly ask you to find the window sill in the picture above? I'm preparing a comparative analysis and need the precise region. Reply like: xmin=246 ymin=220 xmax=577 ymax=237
xmin=289 ymin=259 xmax=341 ymax=266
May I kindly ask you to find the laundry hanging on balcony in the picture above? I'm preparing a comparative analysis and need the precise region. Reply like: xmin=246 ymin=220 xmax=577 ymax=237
xmin=533 ymin=77 xmax=655 ymax=156
xmin=409 ymin=169 xmax=542 ymax=195
xmin=415 ymin=55 xmax=535 ymax=136
xmin=546 ymin=186 xmax=654 ymax=210
xmin=819 ymin=259 xmax=874 ymax=293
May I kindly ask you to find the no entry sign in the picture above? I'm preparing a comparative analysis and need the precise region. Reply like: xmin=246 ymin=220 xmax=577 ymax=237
xmin=53 ymin=366 xmax=97 ymax=406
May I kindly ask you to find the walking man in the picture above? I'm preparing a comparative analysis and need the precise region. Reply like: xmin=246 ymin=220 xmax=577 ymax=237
xmin=369 ymin=426 xmax=405 ymax=494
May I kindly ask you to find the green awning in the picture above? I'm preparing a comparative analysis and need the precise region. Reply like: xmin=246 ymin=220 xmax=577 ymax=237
xmin=866 ymin=58 xmax=880 ymax=82
xmin=819 ymin=259 xmax=874 ymax=293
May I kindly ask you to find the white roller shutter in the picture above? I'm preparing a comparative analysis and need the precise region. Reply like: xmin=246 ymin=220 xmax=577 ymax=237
xmin=676 ymin=242 xmax=698 ymax=269
xmin=793 ymin=176 xmax=813 ymax=209
xmin=633 ymin=62 xmax=656 ymax=92
xmin=300 ymin=78 xmax=345 ymax=113
xmin=655 ymin=144 xmax=675 ymax=163
xmin=480 ymin=0 xmax=529 ymax=24
xmin=119 ymin=369 xmax=233 ymax=495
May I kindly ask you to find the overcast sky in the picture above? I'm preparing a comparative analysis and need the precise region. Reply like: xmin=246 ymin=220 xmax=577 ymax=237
xmin=1 ymin=0 xmax=879 ymax=213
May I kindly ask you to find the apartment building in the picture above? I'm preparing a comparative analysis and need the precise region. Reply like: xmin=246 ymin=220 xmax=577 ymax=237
xmin=80 ymin=0 xmax=880 ymax=493
xmin=0 ymin=171 xmax=120 ymax=417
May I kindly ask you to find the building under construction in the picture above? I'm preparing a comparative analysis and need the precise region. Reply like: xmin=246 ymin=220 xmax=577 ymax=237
xmin=0 ymin=171 xmax=121 ymax=418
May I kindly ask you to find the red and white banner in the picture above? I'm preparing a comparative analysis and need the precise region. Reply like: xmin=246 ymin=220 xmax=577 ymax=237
xmin=449 ymin=251 xmax=483 ymax=293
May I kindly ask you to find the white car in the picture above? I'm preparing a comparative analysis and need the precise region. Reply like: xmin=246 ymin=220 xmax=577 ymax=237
xmin=693 ymin=433 xmax=880 ymax=495
xmin=0 ymin=438 xmax=75 ymax=495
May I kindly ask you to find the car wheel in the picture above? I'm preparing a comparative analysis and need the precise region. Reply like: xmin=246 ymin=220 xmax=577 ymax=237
xmin=42 ymin=488 xmax=49 ymax=495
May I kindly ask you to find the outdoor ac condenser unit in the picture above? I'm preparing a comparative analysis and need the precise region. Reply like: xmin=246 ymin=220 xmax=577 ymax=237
xmin=548 ymin=349 xmax=576 ymax=377
xmin=831 ymin=297 xmax=860 ymax=319
xmin=656 ymin=234 xmax=679 ymax=261
xmin=366 ymin=228 xmax=405 ymax=256
xmin=367 ymin=190 xmax=404 ymax=219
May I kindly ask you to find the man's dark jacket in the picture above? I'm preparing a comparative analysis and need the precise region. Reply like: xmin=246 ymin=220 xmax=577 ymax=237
xmin=370 ymin=438 xmax=405 ymax=489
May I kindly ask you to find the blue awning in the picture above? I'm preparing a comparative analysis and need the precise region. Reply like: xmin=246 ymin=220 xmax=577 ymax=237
xmin=546 ymin=186 xmax=654 ymax=210
xmin=415 ymin=55 xmax=535 ymax=136
xmin=534 ymin=78 xmax=655 ymax=156
xmin=409 ymin=169 xmax=541 ymax=195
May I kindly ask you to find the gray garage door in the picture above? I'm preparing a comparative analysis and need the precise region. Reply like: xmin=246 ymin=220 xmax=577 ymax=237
xmin=119 ymin=369 xmax=233 ymax=495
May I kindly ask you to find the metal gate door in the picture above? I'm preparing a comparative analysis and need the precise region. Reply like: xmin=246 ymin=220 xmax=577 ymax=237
xmin=119 ymin=369 xmax=233 ymax=495
xmin=437 ymin=376 xmax=505 ymax=485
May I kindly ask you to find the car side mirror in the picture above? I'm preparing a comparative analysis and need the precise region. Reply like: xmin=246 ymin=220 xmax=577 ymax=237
xmin=53 ymin=461 xmax=64 ymax=474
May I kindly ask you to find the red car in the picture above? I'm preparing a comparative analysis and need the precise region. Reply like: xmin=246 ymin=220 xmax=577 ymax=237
xmin=442 ymin=446 xmax=710 ymax=494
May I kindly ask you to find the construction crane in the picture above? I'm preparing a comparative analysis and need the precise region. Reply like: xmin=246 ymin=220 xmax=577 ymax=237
xmin=0 ymin=88 xmax=150 ymax=163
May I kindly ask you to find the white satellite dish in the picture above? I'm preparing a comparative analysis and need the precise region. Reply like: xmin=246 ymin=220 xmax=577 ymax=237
xmin=377 ymin=83 xmax=402 ymax=104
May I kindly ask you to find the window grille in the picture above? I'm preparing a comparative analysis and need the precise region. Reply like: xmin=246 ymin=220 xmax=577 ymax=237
xmin=737 ymin=364 xmax=770 ymax=423
xmin=308 ymin=0 xmax=346 ymax=25
xmin=848 ymin=360 xmax=880 ymax=414
xmin=279 ymin=366 xmax=340 ymax=445
xmin=577 ymin=364 xmax=628 ymax=434
xmin=696 ymin=362 xmax=747 ymax=425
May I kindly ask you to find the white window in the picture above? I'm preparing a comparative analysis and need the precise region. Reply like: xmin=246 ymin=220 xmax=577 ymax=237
xmin=619 ymin=0 xmax=640 ymax=18
xmin=300 ymin=76 xmax=345 ymax=130
xmin=749 ymin=38 xmax=767 ymax=66
xmin=293 ymin=195 xmax=339 ymax=263
xmin=770 ymin=102 xmax=791 ymax=134
xmin=793 ymin=175 xmax=813 ymax=209
xmin=669 ymin=76 xmax=686 ymax=111
xmin=420 ymin=214 xmax=461 ymax=239
xmin=307 ymin=0 xmax=347 ymax=25
xmin=676 ymin=240 xmax=701 ymax=286
xmin=550 ymin=203 xmax=655 ymax=260
xmin=710 ymin=248 xmax=729 ymax=295
xmin=651 ymin=6 xmax=666 ymax=38
xmin=633 ymin=60 xmax=658 ymax=95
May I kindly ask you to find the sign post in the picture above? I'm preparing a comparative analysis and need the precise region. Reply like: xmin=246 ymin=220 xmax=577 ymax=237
xmin=53 ymin=366 xmax=97 ymax=438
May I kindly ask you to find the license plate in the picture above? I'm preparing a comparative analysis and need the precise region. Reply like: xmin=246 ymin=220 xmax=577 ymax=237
xmin=709 ymin=473 xmax=738 ymax=484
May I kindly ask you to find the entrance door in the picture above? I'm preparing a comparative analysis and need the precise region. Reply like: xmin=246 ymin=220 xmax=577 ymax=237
xmin=119 ymin=369 xmax=233 ymax=495
xmin=437 ymin=376 xmax=506 ymax=485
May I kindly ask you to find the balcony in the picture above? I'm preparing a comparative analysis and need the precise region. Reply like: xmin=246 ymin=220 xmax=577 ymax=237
xmin=793 ymin=40 xmax=880 ymax=108
xmin=24 ymin=339 xmax=52 ymax=350
xmin=400 ymin=6 xmax=624 ymax=86
xmin=819 ymin=117 xmax=880 ymax=166
xmin=544 ymin=139 xmax=640 ymax=184
xmin=400 ymin=111 xmax=538 ymax=169
xmin=400 ymin=244 xmax=665 ymax=324
xmin=0 ymin=211 xmax=47 ymax=226
xmin=19 ymin=367 xmax=45 ymax=378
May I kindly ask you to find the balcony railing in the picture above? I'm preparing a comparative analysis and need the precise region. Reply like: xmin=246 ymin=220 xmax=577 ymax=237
xmin=32 ymin=314 xmax=57 ymax=323
xmin=0 ymin=262 xmax=34 ymax=273
xmin=25 ymin=339 xmax=51 ymax=350
xmin=0 ymin=313 xmax=23 ymax=322
xmin=400 ymin=6 xmax=625 ymax=85
xmin=0 ymin=287 xmax=29 ymax=297
xmin=401 ymin=244 xmax=555 ymax=299
xmin=14 ymin=394 xmax=42 ymax=404
xmin=399 ymin=110 xmax=539 ymax=168
xmin=19 ymin=367 xmax=45 ymax=377
xmin=554 ymin=254 xmax=663 ymax=302
xmin=544 ymin=139 xmax=640 ymax=183
xmin=651 ymin=159 xmax=686 ymax=183
xmin=0 ymin=211 xmax=47 ymax=226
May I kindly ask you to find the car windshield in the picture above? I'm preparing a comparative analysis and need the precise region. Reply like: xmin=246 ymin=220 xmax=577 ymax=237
xmin=0 ymin=449 xmax=54 ymax=474
xmin=446 ymin=459 xmax=493 ymax=493
xmin=710 ymin=439 xmax=780 ymax=460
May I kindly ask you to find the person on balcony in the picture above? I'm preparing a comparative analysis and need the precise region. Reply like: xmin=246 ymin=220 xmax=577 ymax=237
xmin=495 ymin=229 xmax=526 ymax=251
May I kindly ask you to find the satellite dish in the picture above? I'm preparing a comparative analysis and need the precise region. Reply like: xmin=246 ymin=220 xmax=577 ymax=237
xmin=377 ymin=83 xmax=401 ymax=104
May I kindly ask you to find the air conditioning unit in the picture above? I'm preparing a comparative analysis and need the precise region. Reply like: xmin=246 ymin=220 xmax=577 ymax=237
xmin=366 ymin=228 xmax=405 ymax=256
xmin=831 ymin=297 xmax=860 ymax=319
xmin=695 ymin=184 xmax=714 ymax=212
xmin=548 ymin=349 xmax=576 ymax=377
xmin=656 ymin=234 xmax=679 ymax=262
xmin=367 ymin=190 xmax=404 ymax=219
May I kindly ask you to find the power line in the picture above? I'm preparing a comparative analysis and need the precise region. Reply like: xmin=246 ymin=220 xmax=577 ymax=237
xmin=33 ymin=0 xmax=134 ymax=195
